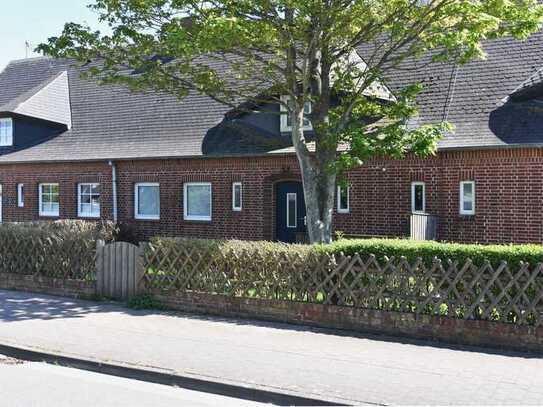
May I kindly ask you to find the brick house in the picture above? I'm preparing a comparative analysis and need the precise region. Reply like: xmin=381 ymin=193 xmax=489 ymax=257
xmin=1 ymin=32 xmax=543 ymax=244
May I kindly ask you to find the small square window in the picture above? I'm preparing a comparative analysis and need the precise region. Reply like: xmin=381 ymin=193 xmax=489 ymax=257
xmin=0 ymin=118 xmax=13 ymax=146
xmin=17 ymin=184 xmax=24 ymax=207
xmin=184 ymin=183 xmax=212 ymax=221
xmin=135 ymin=183 xmax=160 ymax=220
xmin=460 ymin=181 xmax=475 ymax=215
xmin=78 ymin=183 xmax=100 ymax=218
xmin=411 ymin=182 xmax=426 ymax=213
xmin=337 ymin=185 xmax=350 ymax=213
xmin=232 ymin=182 xmax=242 ymax=211
xmin=39 ymin=183 xmax=59 ymax=217
xmin=280 ymin=96 xmax=312 ymax=132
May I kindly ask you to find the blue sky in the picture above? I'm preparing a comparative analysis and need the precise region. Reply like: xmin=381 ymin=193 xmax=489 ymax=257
xmin=1 ymin=1 xmax=104 ymax=70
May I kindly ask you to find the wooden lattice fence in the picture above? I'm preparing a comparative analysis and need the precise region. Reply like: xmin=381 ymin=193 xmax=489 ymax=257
xmin=143 ymin=240 xmax=543 ymax=326
xmin=0 ymin=227 xmax=97 ymax=280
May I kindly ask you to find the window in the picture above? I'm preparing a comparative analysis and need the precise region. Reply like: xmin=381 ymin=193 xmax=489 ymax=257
xmin=280 ymin=96 xmax=312 ymax=132
xmin=232 ymin=182 xmax=242 ymax=211
xmin=17 ymin=184 xmax=24 ymax=207
xmin=184 ymin=183 xmax=212 ymax=221
xmin=39 ymin=183 xmax=59 ymax=217
xmin=411 ymin=182 xmax=426 ymax=213
xmin=460 ymin=181 xmax=475 ymax=215
xmin=0 ymin=118 xmax=13 ymax=146
xmin=286 ymin=193 xmax=297 ymax=228
xmin=337 ymin=185 xmax=350 ymax=213
xmin=134 ymin=183 xmax=160 ymax=220
xmin=78 ymin=183 xmax=100 ymax=218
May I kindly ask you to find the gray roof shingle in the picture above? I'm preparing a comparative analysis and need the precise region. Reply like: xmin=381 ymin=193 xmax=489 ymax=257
xmin=0 ymin=31 xmax=543 ymax=163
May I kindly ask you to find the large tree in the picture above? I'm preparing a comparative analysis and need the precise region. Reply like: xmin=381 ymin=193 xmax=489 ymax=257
xmin=39 ymin=0 xmax=542 ymax=243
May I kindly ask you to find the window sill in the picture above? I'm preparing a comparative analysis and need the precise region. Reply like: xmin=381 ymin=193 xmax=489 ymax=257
xmin=184 ymin=218 xmax=212 ymax=223
xmin=39 ymin=214 xmax=59 ymax=218
xmin=135 ymin=216 xmax=160 ymax=221
xmin=337 ymin=210 xmax=350 ymax=214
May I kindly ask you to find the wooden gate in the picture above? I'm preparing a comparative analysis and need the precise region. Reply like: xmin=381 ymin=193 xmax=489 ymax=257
xmin=96 ymin=241 xmax=144 ymax=300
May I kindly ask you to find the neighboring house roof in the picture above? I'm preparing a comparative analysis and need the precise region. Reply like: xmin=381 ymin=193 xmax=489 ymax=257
xmin=374 ymin=31 xmax=543 ymax=150
xmin=0 ymin=30 xmax=542 ymax=163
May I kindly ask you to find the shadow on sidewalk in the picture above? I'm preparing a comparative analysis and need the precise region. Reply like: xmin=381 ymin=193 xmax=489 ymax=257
xmin=0 ymin=289 xmax=541 ymax=361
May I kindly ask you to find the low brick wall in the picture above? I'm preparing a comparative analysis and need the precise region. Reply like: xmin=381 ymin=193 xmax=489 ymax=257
xmin=151 ymin=289 xmax=543 ymax=353
xmin=0 ymin=273 xmax=96 ymax=299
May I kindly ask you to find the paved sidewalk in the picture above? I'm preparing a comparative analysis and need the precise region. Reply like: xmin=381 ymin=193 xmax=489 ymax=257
xmin=0 ymin=290 xmax=542 ymax=405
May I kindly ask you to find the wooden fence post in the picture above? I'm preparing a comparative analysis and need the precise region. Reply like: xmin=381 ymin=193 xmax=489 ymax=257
xmin=95 ymin=239 xmax=105 ymax=297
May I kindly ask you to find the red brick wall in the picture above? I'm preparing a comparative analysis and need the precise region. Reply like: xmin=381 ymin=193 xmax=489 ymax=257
xmin=0 ymin=147 xmax=540 ymax=243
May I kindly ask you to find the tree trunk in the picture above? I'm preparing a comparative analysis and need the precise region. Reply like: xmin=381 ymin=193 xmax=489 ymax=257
xmin=291 ymin=108 xmax=336 ymax=244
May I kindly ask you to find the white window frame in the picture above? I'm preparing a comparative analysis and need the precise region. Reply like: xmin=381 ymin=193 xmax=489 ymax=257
xmin=134 ymin=182 xmax=160 ymax=220
xmin=286 ymin=192 xmax=297 ymax=228
xmin=78 ymin=183 xmax=101 ymax=218
xmin=0 ymin=118 xmax=13 ymax=147
xmin=459 ymin=181 xmax=476 ymax=215
xmin=279 ymin=96 xmax=313 ymax=133
xmin=39 ymin=183 xmax=60 ymax=217
xmin=337 ymin=185 xmax=350 ymax=214
xmin=411 ymin=182 xmax=426 ymax=213
xmin=17 ymin=183 xmax=24 ymax=208
xmin=184 ymin=182 xmax=212 ymax=221
xmin=232 ymin=182 xmax=242 ymax=211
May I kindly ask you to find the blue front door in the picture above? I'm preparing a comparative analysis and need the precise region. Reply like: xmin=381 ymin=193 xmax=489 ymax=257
xmin=276 ymin=181 xmax=307 ymax=243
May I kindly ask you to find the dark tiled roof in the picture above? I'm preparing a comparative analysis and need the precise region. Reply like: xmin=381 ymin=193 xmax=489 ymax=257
xmin=0 ymin=31 xmax=543 ymax=163
xmin=376 ymin=31 xmax=543 ymax=149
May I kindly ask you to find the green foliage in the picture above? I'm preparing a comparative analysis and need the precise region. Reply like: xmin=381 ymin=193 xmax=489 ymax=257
xmin=150 ymin=236 xmax=543 ymax=269
xmin=318 ymin=238 xmax=543 ymax=268
xmin=127 ymin=294 xmax=166 ymax=310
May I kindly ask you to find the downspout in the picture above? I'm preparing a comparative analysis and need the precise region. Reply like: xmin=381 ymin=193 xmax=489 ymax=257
xmin=108 ymin=160 xmax=118 ymax=223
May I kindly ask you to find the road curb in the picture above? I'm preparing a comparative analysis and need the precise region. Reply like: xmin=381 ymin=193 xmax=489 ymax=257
xmin=0 ymin=342 xmax=346 ymax=406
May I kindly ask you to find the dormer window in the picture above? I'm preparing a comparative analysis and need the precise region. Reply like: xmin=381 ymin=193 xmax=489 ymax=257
xmin=0 ymin=118 xmax=13 ymax=146
xmin=280 ymin=96 xmax=312 ymax=133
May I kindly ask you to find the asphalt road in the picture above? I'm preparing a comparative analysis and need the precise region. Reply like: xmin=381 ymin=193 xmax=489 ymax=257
xmin=0 ymin=356 xmax=260 ymax=407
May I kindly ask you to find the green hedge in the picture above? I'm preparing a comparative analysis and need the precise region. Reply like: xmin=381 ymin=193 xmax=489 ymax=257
xmin=150 ymin=236 xmax=543 ymax=268
xmin=318 ymin=238 xmax=543 ymax=268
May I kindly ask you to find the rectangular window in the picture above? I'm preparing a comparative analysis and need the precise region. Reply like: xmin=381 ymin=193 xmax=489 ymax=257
xmin=286 ymin=193 xmax=297 ymax=228
xmin=184 ymin=182 xmax=212 ymax=221
xmin=411 ymin=182 xmax=426 ymax=213
xmin=460 ymin=181 xmax=475 ymax=215
xmin=280 ymin=96 xmax=312 ymax=132
xmin=78 ymin=183 xmax=100 ymax=218
xmin=232 ymin=182 xmax=242 ymax=211
xmin=135 ymin=182 xmax=160 ymax=220
xmin=0 ymin=118 xmax=13 ymax=146
xmin=39 ymin=183 xmax=59 ymax=217
xmin=17 ymin=184 xmax=24 ymax=207
xmin=337 ymin=185 xmax=350 ymax=213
